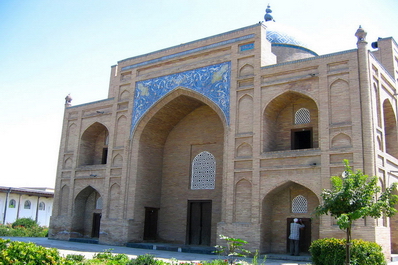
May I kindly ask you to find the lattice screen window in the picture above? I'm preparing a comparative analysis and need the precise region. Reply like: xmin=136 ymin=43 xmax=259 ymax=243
xmin=295 ymin=108 xmax=310 ymax=124
xmin=191 ymin=151 xmax=216 ymax=190
xmin=292 ymin=195 xmax=308 ymax=213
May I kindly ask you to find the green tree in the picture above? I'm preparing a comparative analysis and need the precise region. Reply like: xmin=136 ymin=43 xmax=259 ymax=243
xmin=315 ymin=160 xmax=398 ymax=265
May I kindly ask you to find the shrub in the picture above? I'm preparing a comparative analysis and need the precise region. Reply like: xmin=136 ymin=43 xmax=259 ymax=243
xmin=92 ymin=248 xmax=131 ymax=264
xmin=0 ymin=239 xmax=10 ymax=252
xmin=0 ymin=222 xmax=48 ymax=237
xmin=129 ymin=254 xmax=162 ymax=265
xmin=12 ymin=217 xmax=38 ymax=229
xmin=0 ymin=240 xmax=64 ymax=264
xmin=65 ymin=253 xmax=85 ymax=262
xmin=310 ymin=238 xmax=386 ymax=265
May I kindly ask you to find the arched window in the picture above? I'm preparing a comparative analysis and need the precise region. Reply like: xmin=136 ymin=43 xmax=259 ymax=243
xmin=96 ymin=197 xmax=103 ymax=210
xmin=191 ymin=151 xmax=216 ymax=190
xmin=9 ymin=199 xmax=16 ymax=208
xmin=24 ymin=200 xmax=31 ymax=209
xmin=39 ymin=202 xmax=45 ymax=211
xmin=295 ymin=108 xmax=310 ymax=124
xmin=292 ymin=195 xmax=307 ymax=213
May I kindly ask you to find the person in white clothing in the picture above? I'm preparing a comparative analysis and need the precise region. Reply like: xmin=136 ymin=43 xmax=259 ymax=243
xmin=289 ymin=218 xmax=305 ymax=256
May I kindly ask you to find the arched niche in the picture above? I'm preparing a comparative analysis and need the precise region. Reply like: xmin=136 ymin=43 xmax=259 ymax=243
xmin=66 ymin=123 xmax=77 ymax=152
xmin=108 ymin=183 xmax=121 ymax=218
xmin=234 ymin=179 xmax=252 ymax=222
xmin=115 ymin=115 xmax=127 ymax=147
xmin=237 ymin=94 xmax=253 ymax=134
xmin=59 ymin=185 xmax=70 ymax=216
xmin=263 ymin=91 xmax=318 ymax=152
xmin=119 ymin=90 xmax=130 ymax=101
xmin=78 ymin=122 xmax=109 ymax=166
xmin=330 ymin=79 xmax=351 ymax=124
xmin=64 ymin=157 xmax=73 ymax=169
xmin=112 ymin=154 xmax=123 ymax=167
xmin=331 ymin=133 xmax=352 ymax=148
xmin=236 ymin=142 xmax=253 ymax=158
xmin=239 ymin=64 xmax=254 ymax=77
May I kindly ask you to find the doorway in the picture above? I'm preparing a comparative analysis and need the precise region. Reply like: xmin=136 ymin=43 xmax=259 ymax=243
xmin=286 ymin=218 xmax=311 ymax=253
xmin=91 ymin=213 xmax=101 ymax=238
xmin=187 ymin=201 xmax=212 ymax=246
xmin=291 ymin=128 xmax=312 ymax=149
xmin=144 ymin=207 xmax=159 ymax=241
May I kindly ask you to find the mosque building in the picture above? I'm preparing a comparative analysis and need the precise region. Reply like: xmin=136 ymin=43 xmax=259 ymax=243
xmin=49 ymin=6 xmax=398 ymax=258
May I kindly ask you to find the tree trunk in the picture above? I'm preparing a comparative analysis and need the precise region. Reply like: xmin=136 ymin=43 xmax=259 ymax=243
xmin=346 ymin=226 xmax=351 ymax=265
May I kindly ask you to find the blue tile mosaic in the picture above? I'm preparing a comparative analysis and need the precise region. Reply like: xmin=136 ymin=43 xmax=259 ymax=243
xmin=131 ymin=62 xmax=231 ymax=133
xmin=240 ymin=43 xmax=254 ymax=51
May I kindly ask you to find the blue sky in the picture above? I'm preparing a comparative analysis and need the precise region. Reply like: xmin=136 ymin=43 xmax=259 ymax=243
xmin=1 ymin=0 xmax=397 ymax=188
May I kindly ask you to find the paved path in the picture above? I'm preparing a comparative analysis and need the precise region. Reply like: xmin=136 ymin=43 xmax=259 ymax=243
xmin=1 ymin=237 xmax=311 ymax=264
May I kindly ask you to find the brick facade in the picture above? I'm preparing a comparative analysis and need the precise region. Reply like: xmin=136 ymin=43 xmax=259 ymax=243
xmin=49 ymin=22 xmax=398 ymax=258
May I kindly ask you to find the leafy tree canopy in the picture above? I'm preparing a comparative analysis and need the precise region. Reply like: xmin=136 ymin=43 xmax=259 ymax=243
xmin=316 ymin=160 xmax=398 ymax=230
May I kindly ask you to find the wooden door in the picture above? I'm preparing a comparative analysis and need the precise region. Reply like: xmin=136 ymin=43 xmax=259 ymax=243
xmin=144 ymin=207 xmax=159 ymax=241
xmin=286 ymin=218 xmax=311 ymax=253
xmin=91 ymin=213 xmax=101 ymax=238
xmin=187 ymin=201 xmax=212 ymax=246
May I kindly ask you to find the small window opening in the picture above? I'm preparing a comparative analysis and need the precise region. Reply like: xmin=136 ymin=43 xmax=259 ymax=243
xmin=96 ymin=197 xmax=103 ymax=210
xmin=39 ymin=202 xmax=45 ymax=210
xmin=292 ymin=128 xmax=312 ymax=150
xmin=24 ymin=200 xmax=31 ymax=209
xmin=101 ymin=148 xmax=108 ymax=164
xmin=9 ymin=199 xmax=16 ymax=208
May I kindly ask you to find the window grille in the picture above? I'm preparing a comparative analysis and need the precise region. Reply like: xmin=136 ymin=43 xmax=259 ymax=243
xmin=24 ymin=200 xmax=31 ymax=209
xmin=39 ymin=202 xmax=45 ymax=211
xmin=295 ymin=108 xmax=310 ymax=124
xmin=191 ymin=151 xmax=216 ymax=190
xmin=292 ymin=195 xmax=307 ymax=213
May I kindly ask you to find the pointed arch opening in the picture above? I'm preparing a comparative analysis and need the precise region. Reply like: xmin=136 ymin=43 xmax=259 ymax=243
xmin=78 ymin=122 xmax=109 ymax=166
xmin=263 ymin=91 xmax=319 ymax=152
xmin=383 ymin=99 xmax=398 ymax=158
xmin=261 ymin=181 xmax=319 ymax=253
xmin=130 ymin=88 xmax=225 ymax=246
xmin=71 ymin=186 xmax=102 ymax=238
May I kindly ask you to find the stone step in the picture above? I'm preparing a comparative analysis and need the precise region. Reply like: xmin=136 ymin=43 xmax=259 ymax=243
xmin=126 ymin=242 xmax=216 ymax=255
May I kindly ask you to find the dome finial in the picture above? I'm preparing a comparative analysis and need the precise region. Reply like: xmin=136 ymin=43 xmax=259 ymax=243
xmin=264 ymin=4 xmax=275 ymax=22
xmin=355 ymin=25 xmax=367 ymax=44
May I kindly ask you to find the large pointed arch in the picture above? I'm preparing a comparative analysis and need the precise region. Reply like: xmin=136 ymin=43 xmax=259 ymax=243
xmin=131 ymin=62 xmax=231 ymax=133
xmin=263 ymin=91 xmax=319 ymax=152
xmin=127 ymin=87 xmax=225 ymax=246
xmin=131 ymin=87 xmax=228 ymax=137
